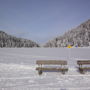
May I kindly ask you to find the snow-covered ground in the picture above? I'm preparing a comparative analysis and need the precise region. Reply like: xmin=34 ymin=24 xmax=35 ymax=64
xmin=0 ymin=48 xmax=90 ymax=90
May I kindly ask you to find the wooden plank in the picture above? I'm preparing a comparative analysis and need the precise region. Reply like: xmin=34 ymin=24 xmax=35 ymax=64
xmin=77 ymin=60 xmax=90 ymax=65
xmin=36 ymin=67 xmax=68 ymax=71
xmin=36 ymin=60 xmax=67 ymax=65
xmin=79 ymin=67 xmax=90 ymax=70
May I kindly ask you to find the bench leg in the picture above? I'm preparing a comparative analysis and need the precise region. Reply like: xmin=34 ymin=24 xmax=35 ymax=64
xmin=79 ymin=68 xmax=85 ymax=74
xmin=61 ymin=70 xmax=65 ymax=74
xmin=38 ymin=70 xmax=43 ymax=75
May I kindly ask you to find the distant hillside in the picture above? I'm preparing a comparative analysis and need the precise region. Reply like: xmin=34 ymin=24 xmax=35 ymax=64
xmin=0 ymin=31 xmax=39 ymax=47
xmin=44 ymin=19 xmax=90 ymax=47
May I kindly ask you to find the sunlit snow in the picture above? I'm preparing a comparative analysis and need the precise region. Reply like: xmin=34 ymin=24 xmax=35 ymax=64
xmin=0 ymin=48 xmax=90 ymax=90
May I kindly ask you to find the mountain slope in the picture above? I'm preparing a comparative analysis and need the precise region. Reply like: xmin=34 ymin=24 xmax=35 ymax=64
xmin=44 ymin=19 xmax=90 ymax=47
xmin=0 ymin=31 xmax=40 ymax=47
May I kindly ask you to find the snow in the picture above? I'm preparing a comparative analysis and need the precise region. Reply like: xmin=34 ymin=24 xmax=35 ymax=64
xmin=0 ymin=48 xmax=90 ymax=90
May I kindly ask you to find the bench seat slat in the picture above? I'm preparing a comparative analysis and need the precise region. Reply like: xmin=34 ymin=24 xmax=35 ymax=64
xmin=79 ymin=67 xmax=90 ymax=70
xmin=36 ymin=67 xmax=68 ymax=71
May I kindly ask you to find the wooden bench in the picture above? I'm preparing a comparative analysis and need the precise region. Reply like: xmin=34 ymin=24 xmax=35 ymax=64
xmin=36 ymin=60 xmax=68 ymax=75
xmin=77 ymin=60 xmax=90 ymax=74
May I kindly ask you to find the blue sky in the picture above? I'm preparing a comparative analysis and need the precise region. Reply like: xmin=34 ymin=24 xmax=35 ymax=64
xmin=0 ymin=0 xmax=90 ymax=43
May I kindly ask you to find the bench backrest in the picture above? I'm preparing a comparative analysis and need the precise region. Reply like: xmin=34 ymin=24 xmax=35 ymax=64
xmin=77 ymin=60 xmax=90 ymax=65
xmin=36 ymin=60 xmax=67 ymax=65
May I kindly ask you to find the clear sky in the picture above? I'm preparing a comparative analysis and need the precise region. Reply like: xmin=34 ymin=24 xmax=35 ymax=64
xmin=0 ymin=0 xmax=90 ymax=43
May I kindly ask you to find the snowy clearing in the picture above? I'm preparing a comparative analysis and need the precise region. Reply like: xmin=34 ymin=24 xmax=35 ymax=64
xmin=0 ymin=48 xmax=90 ymax=90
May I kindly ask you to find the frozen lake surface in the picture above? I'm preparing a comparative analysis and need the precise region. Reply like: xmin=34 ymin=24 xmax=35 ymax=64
xmin=0 ymin=48 xmax=90 ymax=90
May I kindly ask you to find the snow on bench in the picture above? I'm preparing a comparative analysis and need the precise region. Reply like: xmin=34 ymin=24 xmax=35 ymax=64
xmin=36 ymin=60 xmax=68 ymax=75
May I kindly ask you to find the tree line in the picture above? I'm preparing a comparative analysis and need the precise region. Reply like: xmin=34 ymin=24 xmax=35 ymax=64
xmin=0 ymin=31 xmax=40 ymax=48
